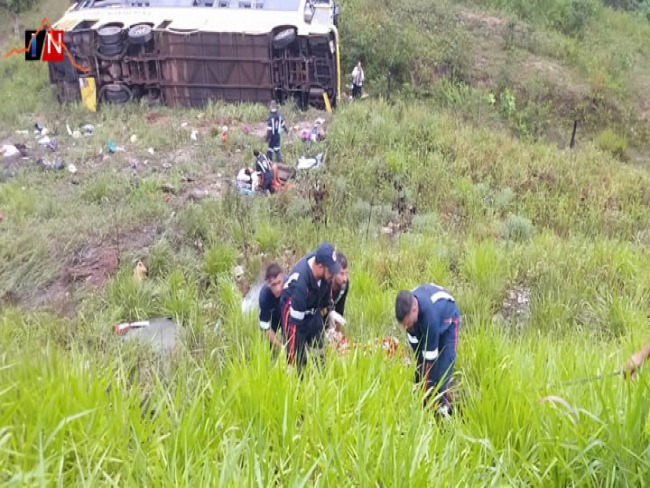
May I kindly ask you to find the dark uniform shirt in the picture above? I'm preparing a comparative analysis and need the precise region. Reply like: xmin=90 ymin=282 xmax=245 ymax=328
xmin=280 ymin=253 xmax=333 ymax=334
xmin=259 ymin=283 xmax=282 ymax=333
xmin=407 ymin=283 xmax=457 ymax=390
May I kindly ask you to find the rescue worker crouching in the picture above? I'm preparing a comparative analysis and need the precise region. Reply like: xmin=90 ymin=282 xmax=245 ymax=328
xmin=254 ymin=149 xmax=275 ymax=194
xmin=323 ymin=252 xmax=350 ymax=332
xmin=395 ymin=283 xmax=461 ymax=417
xmin=281 ymin=242 xmax=340 ymax=373
xmin=259 ymin=262 xmax=285 ymax=351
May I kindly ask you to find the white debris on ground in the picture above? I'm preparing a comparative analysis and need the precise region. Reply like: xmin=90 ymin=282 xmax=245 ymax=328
xmin=495 ymin=284 xmax=532 ymax=327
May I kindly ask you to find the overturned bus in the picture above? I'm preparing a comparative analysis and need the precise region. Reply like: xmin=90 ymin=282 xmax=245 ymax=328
xmin=48 ymin=0 xmax=341 ymax=109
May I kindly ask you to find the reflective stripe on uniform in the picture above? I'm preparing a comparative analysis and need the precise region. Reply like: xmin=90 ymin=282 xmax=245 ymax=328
xmin=431 ymin=291 xmax=454 ymax=303
xmin=290 ymin=307 xmax=305 ymax=320
xmin=259 ymin=320 xmax=271 ymax=330
xmin=423 ymin=349 xmax=439 ymax=361
xmin=407 ymin=333 xmax=419 ymax=344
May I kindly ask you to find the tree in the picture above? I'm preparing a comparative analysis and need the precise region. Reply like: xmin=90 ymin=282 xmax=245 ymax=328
xmin=0 ymin=0 xmax=40 ymax=38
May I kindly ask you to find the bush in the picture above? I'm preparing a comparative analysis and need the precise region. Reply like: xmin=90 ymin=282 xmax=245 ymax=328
xmin=501 ymin=214 xmax=536 ymax=242
xmin=596 ymin=128 xmax=628 ymax=158
xmin=204 ymin=243 xmax=238 ymax=282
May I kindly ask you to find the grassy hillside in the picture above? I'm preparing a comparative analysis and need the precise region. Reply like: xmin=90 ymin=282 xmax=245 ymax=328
xmin=1 ymin=0 xmax=650 ymax=485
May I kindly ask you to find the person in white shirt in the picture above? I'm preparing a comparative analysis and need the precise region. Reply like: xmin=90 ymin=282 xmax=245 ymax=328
xmin=351 ymin=61 xmax=364 ymax=99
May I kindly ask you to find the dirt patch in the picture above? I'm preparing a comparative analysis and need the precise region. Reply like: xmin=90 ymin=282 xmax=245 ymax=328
xmin=10 ymin=225 xmax=159 ymax=316
xmin=179 ymin=179 xmax=226 ymax=204
xmin=145 ymin=112 xmax=170 ymax=125
xmin=197 ymin=116 xmax=235 ymax=130
xmin=459 ymin=9 xmax=507 ymax=30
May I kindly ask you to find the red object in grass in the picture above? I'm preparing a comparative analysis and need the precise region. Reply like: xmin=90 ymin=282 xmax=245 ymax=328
xmin=164 ymin=194 xmax=171 ymax=202
xmin=0 ymin=213 xmax=3 ymax=222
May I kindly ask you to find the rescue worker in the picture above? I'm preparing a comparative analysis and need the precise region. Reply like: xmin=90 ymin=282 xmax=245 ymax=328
xmin=281 ymin=242 xmax=341 ymax=373
xmin=259 ymin=262 xmax=285 ymax=351
xmin=395 ymin=283 xmax=461 ymax=416
xmin=253 ymin=149 xmax=274 ymax=194
xmin=623 ymin=342 xmax=650 ymax=379
xmin=266 ymin=100 xmax=286 ymax=163
xmin=323 ymin=252 xmax=349 ymax=330
xmin=351 ymin=61 xmax=364 ymax=99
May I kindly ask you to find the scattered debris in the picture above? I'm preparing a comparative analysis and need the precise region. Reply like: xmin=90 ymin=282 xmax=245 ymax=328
xmin=46 ymin=138 xmax=58 ymax=151
xmin=107 ymin=140 xmax=117 ymax=153
xmin=130 ymin=134 xmax=138 ymax=143
xmin=181 ymin=173 xmax=196 ymax=183
xmin=501 ymin=284 xmax=532 ymax=323
xmin=37 ymin=158 xmax=64 ymax=171
xmin=232 ymin=265 xmax=245 ymax=281
xmin=241 ymin=271 xmax=265 ymax=313
xmin=180 ymin=122 xmax=189 ymax=128
xmin=161 ymin=162 xmax=172 ymax=170
xmin=190 ymin=130 xmax=198 ymax=142
xmin=1 ymin=144 xmax=20 ymax=157
xmin=301 ymin=126 xmax=325 ymax=143
xmin=82 ymin=124 xmax=94 ymax=136
xmin=72 ymin=130 xmax=82 ymax=139
xmin=15 ymin=130 xmax=28 ymax=136
xmin=37 ymin=136 xmax=51 ymax=145
xmin=297 ymin=152 xmax=324 ymax=170
xmin=147 ymin=147 xmax=155 ymax=155
xmin=67 ymin=163 xmax=77 ymax=174
xmin=133 ymin=261 xmax=148 ymax=281
xmin=161 ymin=183 xmax=178 ymax=194
xmin=114 ymin=317 xmax=180 ymax=353
xmin=0 ymin=213 xmax=4 ymax=222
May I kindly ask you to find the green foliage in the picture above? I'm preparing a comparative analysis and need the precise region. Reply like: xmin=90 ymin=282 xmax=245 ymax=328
xmin=596 ymin=127 xmax=628 ymax=158
xmin=501 ymin=214 xmax=535 ymax=242
xmin=204 ymin=243 xmax=238 ymax=282
xmin=499 ymin=87 xmax=517 ymax=117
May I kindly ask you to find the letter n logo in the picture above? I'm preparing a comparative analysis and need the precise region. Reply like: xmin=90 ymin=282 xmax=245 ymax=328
xmin=42 ymin=30 xmax=65 ymax=62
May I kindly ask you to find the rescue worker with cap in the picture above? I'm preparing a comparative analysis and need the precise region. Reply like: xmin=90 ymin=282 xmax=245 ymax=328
xmin=266 ymin=100 xmax=286 ymax=163
xmin=395 ymin=283 xmax=461 ymax=416
xmin=281 ymin=242 xmax=340 ymax=373
xmin=259 ymin=262 xmax=285 ymax=351
xmin=322 ymin=252 xmax=350 ymax=331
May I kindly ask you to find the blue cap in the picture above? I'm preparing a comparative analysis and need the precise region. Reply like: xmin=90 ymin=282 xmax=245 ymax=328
xmin=315 ymin=242 xmax=341 ymax=275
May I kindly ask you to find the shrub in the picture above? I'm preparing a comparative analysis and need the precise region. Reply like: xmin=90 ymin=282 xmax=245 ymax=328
xmin=596 ymin=128 xmax=628 ymax=159
xmin=501 ymin=214 xmax=536 ymax=242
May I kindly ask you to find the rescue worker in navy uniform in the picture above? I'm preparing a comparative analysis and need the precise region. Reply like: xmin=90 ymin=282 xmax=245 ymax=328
xmin=258 ymin=262 xmax=285 ymax=350
xmin=281 ymin=242 xmax=341 ymax=373
xmin=266 ymin=100 xmax=286 ymax=163
xmin=253 ymin=149 xmax=274 ymax=194
xmin=395 ymin=283 xmax=461 ymax=417
xmin=322 ymin=252 xmax=349 ymax=330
